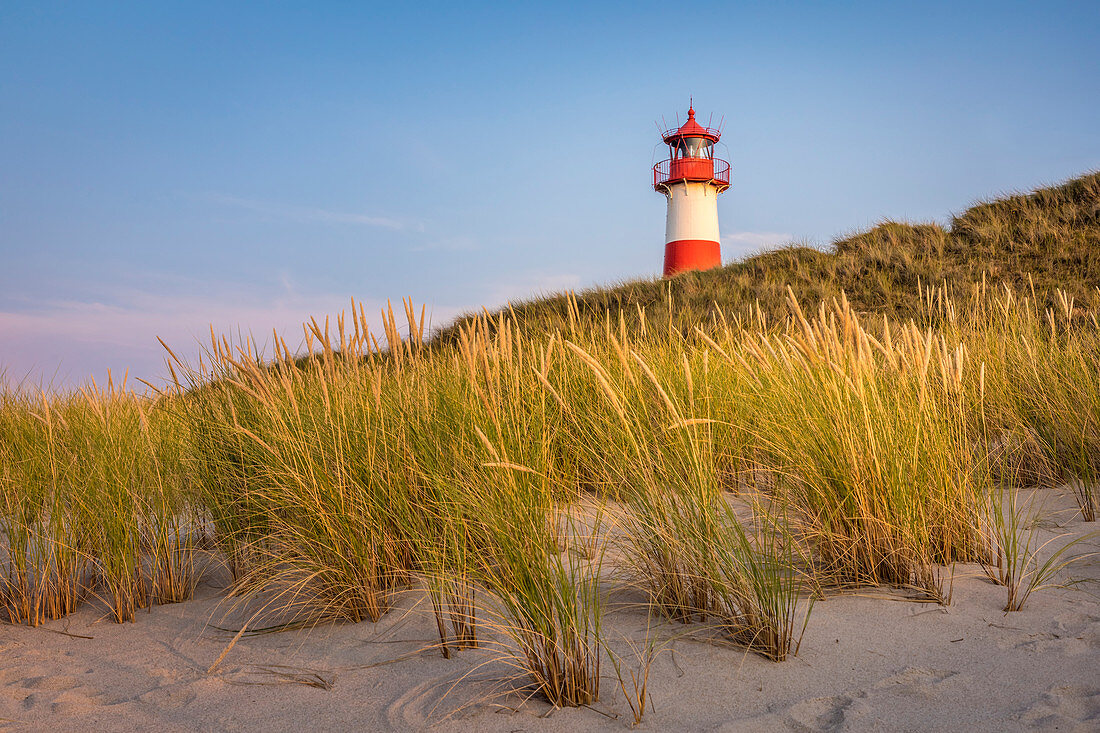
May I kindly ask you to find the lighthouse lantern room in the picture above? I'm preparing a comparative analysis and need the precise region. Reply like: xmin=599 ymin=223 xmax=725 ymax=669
xmin=653 ymin=105 xmax=730 ymax=277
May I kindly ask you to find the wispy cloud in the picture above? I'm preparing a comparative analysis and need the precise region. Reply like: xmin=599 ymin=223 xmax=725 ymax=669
xmin=410 ymin=235 xmax=480 ymax=253
xmin=205 ymin=193 xmax=418 ymax=231
xmin=487 ymin=272 xmax=582 ymax=307
xmin=722 ymin=231 xmax=794 ymax=251
xmin=0 ymin=288 xmax=462 ymax=389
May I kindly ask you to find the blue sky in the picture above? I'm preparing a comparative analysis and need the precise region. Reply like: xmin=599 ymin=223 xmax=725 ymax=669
xmin=2 ymin=1 xmax=1098 ymax=387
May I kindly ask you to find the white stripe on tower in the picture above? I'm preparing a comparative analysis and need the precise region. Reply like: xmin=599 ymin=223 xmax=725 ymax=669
xmin=665 ymin=182 xmax=720 ymax=244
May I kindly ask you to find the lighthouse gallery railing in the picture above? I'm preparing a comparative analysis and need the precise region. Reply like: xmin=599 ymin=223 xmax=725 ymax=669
xmin=653 ymin=157 xmax=731 ymax=188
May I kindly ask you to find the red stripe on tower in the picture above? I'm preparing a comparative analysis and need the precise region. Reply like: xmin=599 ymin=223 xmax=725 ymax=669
xmin=663 ymin=240 xmax=721 ymax=275
xmin=653 ymin=104 xmax=731 ymax=278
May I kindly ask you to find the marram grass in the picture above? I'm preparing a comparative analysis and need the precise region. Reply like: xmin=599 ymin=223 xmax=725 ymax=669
xmin=2 ymin=273 xmax=1098 ymax=708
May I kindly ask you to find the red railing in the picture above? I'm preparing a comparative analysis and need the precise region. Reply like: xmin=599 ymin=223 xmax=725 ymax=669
xmin=661 ymin=124 xmax=721 ymax=141
xmin=653 ymin=157 xmax=730 ymax=189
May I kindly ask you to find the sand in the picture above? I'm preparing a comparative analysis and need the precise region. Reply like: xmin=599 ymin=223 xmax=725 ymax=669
xmin=2 ymin=485 xmax=1098 ymax=732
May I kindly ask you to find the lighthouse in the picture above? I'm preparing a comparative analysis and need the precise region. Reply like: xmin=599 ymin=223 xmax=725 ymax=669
xmin=653 ymin=105 xmax=731 ymax=277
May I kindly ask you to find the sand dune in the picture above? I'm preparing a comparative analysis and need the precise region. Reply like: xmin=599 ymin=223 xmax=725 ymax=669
xmin=3 ymin=486 xmax=1098 ymax=732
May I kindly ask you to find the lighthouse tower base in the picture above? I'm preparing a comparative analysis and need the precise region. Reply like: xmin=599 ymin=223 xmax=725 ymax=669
xmin=664 ymin=239 xmax=722 ymax=277
xmin=662 ymin=181 xmax=722 ymax=277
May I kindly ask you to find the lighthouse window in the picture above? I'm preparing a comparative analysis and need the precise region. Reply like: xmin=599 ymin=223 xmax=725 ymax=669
xmin=677 ymin=137 xmax=711 ymax=159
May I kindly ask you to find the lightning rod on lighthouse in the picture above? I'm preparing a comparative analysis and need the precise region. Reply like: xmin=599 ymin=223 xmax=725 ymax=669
xmin=653 ymin=105 xmax=731 ymax=277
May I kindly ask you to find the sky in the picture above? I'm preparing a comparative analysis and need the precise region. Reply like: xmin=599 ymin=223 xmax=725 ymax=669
xmin=2 ymin=1 xmax=1098 ymax=388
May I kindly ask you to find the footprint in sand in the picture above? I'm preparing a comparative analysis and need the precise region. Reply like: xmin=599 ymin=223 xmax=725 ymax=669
xmin=718 ymin=694 xmax=870 ymax=733
xmin=7 ymin=674 xmax=107 ymax=717
xmin=1019 ymin=684 xmax=1100 ymax=731
xmin=50 ymin=688 xmax=107 ymax=715
xmin=18 ymin=674 xmax=83 ymax=691
xmin=1015 ymin=634 xmax=1098 ymax=656
xmin=871 ymin=666 xmax=958 ymax=697
xmin=784 ymin=694 xmax=869 ymax=732
xmin=1014 ymin=616 xmax=1100 ymax=656
xmin=135 ymin=684 xmax=198 ymax=712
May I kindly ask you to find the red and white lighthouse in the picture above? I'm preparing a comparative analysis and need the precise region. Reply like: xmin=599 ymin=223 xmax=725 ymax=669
xmin=653 ymin=105 xmax=731 ymax=277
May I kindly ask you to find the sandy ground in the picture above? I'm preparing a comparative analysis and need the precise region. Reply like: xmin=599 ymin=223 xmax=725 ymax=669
xmin=2 ymin=486 xmax=1098 ymax=732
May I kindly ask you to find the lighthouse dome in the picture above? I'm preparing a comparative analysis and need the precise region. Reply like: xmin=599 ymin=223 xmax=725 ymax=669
xmin=662 ymin=106 xmax=721 ymax=146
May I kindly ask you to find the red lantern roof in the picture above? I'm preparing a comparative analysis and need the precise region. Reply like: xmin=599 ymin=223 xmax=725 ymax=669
xmin=662 ymin=106 xmax=721 ymax=144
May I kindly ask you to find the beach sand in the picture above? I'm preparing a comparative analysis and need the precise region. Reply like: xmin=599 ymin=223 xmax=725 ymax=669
xmin=2 ymin=486 xmax=1098 ymax=732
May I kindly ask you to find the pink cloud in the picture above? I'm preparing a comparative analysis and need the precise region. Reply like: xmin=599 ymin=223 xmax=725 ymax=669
xmin=0 ymin=290 xmax=461 ymax=390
